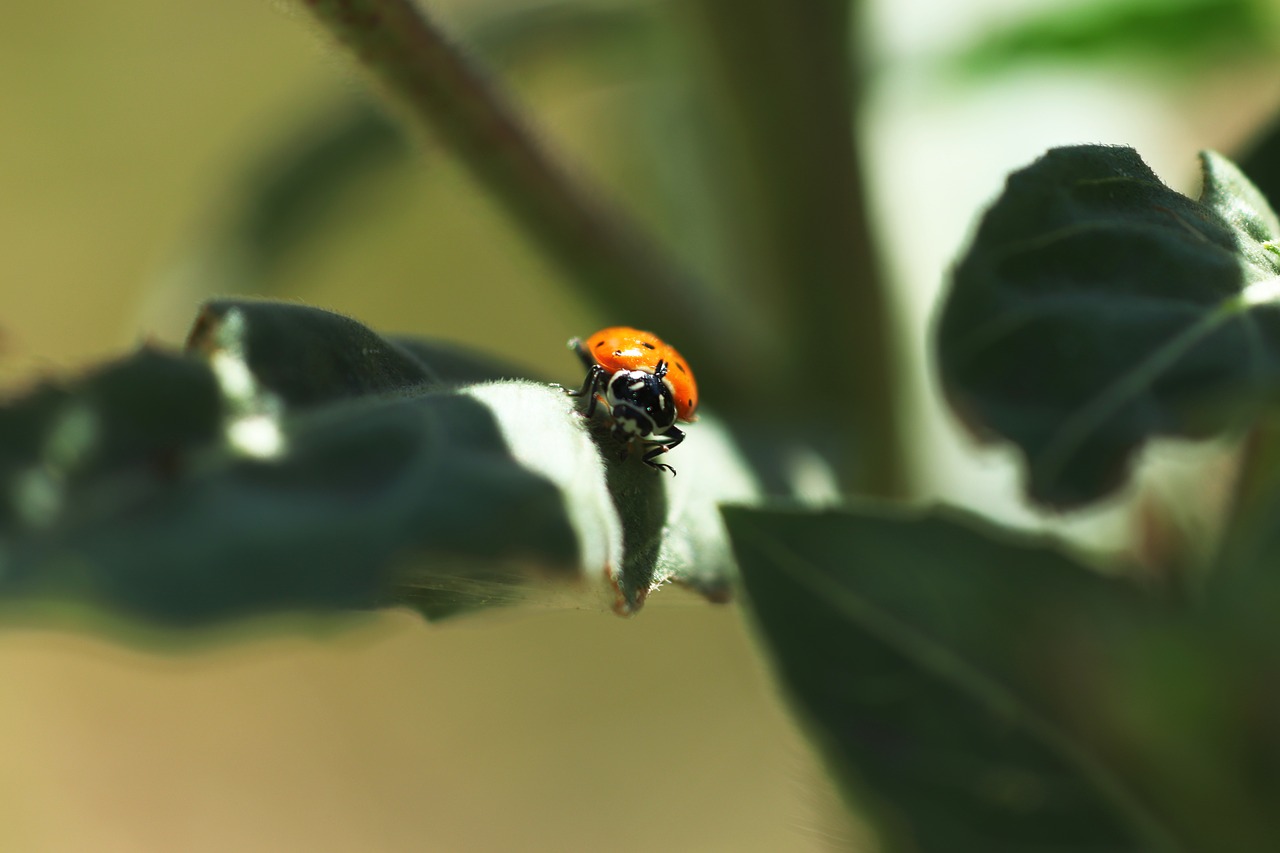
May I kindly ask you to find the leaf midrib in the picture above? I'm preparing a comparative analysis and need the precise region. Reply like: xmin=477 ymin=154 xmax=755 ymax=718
xmin=740 ymin=522 xmax=1184 ymax=852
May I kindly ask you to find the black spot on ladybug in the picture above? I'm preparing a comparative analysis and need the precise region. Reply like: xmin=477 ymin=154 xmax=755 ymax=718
xmin=594 ymin=341 xmax=606 ymax=349
xmin=642 ymin=342 xmax=655 ymax=349
xmin=675 ymin=362 xmax=687 ymax=374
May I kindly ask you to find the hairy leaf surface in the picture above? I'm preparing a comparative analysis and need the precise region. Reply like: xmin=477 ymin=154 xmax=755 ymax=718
xmin=940 ymin=145 xmax=1280 ymax=508
xmin=727 ymin=504 xmax=1280 ymax=850
xmin=0 ymin=301 xmax=750 ymax=629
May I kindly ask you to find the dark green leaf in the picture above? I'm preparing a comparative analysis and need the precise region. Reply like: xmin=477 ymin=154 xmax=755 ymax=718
xmin=730 ymin=504 xmax=1280 ymax=850
xmin=184 ymin=299 xmax=535 ymax=405
xmin=0 ymin=301 xmax=751 ymax=630
xmin=939 ymin=145 xmax=1280 ymax=508
xmin=726 ymin=504 xmax=1182 ymax=852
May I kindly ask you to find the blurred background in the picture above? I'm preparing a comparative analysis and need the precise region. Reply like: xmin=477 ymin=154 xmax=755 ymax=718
xmin=1 ymin=0 xmax=1278 ymax=849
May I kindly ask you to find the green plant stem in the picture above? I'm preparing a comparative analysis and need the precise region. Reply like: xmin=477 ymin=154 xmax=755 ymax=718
xmin=292 ymin=0 xmax=758 ymax=398
xmin=1216 ymin=412 xmax=1280 ymax=574
xmin=686 ymin=0 xmax=907 ymax=497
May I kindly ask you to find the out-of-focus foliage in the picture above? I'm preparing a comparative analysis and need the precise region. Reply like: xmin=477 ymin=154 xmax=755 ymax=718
xmin=193 ymin=2 xmax=666 ymax=301
xmin=951 ymin=0 xmax=1276 ymax=76
xmin=13 ymin=0 xmax=1280 ymax=848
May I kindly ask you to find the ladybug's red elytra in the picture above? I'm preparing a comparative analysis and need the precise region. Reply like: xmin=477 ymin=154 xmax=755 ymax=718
xmin=567 ymin=326 xmax=698 ymax=475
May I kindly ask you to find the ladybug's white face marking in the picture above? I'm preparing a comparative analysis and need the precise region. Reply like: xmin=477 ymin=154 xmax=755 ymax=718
xmin=657 ymin=392 xmax=677 ymax=428
xmin=604 ymin=368 xmax=677 ymax=438
xmin=616 ymin=412 xmax=649 ymax=437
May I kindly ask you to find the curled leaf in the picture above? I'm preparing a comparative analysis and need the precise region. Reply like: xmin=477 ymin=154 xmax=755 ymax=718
xmin=939 ymin=145 xmax=1280 ymax=508
xmin=0 ymin=301 xmax=754 ymax=630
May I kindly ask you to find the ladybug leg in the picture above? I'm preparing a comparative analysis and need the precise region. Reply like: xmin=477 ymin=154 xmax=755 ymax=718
xmin=566 ymin=364 xmax=607 ymax=417
xmin=568 ymin=337 xmax=595 ymax=370
xmin=657 ymin=426 xmax=685 ymax=453
xmin=642 ymin=426 xmax=684 ymax=475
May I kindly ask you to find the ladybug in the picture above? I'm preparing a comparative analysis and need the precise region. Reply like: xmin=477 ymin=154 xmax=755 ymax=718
xmin=567 ymin=326 xmax=698 ymax=475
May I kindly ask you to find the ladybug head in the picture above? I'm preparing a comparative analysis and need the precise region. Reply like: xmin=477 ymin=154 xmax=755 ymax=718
xmin=606 ymin=363 xmax=677 ymax=439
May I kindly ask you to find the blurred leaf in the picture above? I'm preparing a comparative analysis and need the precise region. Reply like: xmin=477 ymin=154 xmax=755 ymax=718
xmin=167 ymin=1 xmax=661 ymax=298
xmin=938 ymin=145 xmax=1280 ymax=509
xmin=225 ymin=99 xmax=411 ymax=288
xmin=147 ymin=98 xmax=413 ymax=315
xmin=1207 ymin=424 xmax=1280 ymax=597
xmin=729 ymin=504 xmax=1280 ymax=850
xmin=0 ymin=300 xmax=752 ymax=631
xmin=727 ymin=504 xmax=1174 ymax=851
xmin=951 ymin=0 xmax=1272 ymax=77
xmin=1061 ymin=618 xmax=1280 ymax=853
xmin=468 ymin=0 xmax=657 ymax=69
xmin=1063 ymin=531 xmax=1280 ymax=852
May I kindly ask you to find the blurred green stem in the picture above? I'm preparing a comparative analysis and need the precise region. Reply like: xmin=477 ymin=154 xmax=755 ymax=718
xmin=687 ymin=0 xmax=907 ymax=497
xmin=292 ymin=0 xmax=757 ymax=397
xmin=1216 ymin=413 xmax=1280 ymax=577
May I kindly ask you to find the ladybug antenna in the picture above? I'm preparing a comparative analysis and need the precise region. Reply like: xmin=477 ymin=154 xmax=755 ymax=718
xmin=654 ymin=359 xmax=669 ymax=379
